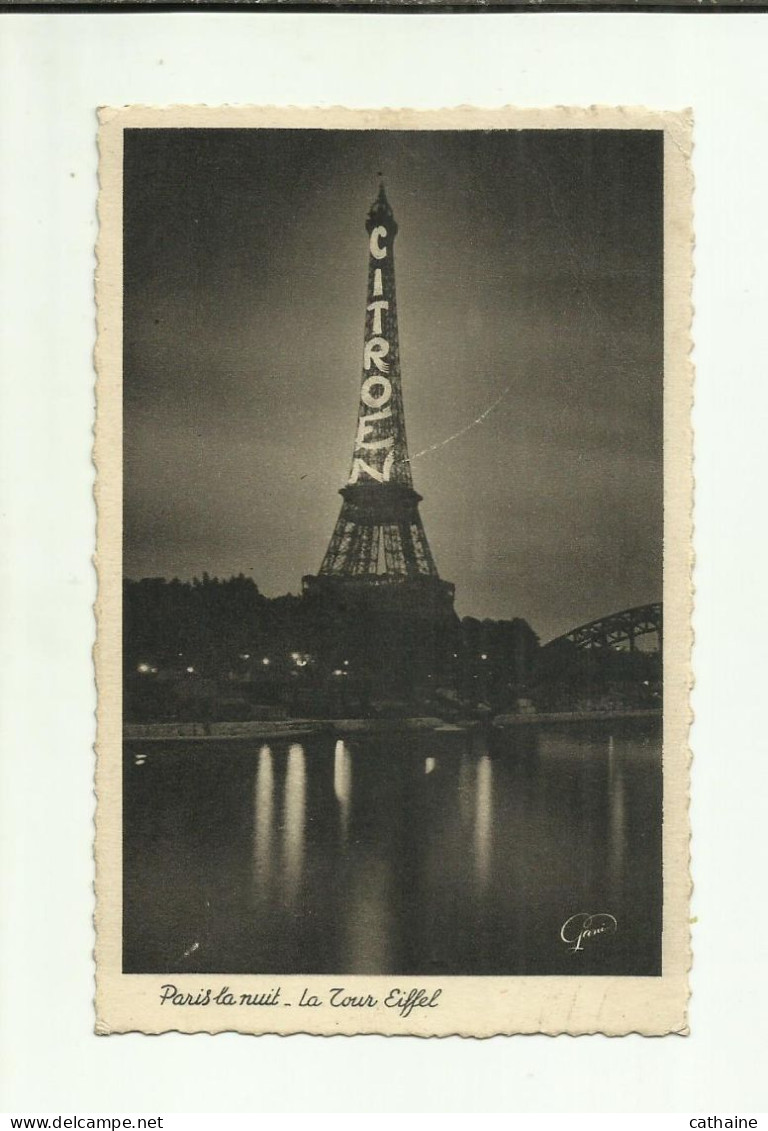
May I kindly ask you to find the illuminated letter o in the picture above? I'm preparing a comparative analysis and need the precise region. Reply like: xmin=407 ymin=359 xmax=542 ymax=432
xmin=361 ymin=375 xmax=392 ymax=409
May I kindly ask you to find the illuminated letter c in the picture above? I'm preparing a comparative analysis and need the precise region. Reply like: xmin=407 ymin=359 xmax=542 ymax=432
xmin=369 ymin=226 xmax=388 ymax=260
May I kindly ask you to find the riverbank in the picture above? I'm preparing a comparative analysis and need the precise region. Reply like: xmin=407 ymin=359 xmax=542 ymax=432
xmin=123 ymin=716 xmax=447 ymax=741
xmin=123 ymin=708 xmax=660 ymax=742
xmin=492 ymin=707 xmax=661 ymax=727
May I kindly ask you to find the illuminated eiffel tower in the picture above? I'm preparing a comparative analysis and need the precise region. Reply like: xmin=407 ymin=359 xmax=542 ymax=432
xmin=302 ymin=184 xmax=457 ymax=685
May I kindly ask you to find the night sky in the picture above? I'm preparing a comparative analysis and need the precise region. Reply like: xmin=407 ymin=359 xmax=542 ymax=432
xmin=123 ymin=127 xmax=663 ymax=642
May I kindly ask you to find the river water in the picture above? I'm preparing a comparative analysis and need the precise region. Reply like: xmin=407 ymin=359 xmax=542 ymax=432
xmin=123 ymin=719 xmax=662 ymax=977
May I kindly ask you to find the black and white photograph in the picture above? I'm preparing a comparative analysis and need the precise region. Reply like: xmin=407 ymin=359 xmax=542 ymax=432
xmin=95 ymin=106 xmax=691 ymax=1036
xmin=9 ymin=6 xmax=768 ymax=1113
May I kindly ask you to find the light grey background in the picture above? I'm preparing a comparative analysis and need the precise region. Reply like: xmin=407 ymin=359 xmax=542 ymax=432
xmin=1 ymin=11 xmax=766 ymax=1114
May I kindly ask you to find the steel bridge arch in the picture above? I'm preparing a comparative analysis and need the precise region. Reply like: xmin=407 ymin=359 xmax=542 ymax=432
xmin=543 ymin=602 xmax=663 ymax=653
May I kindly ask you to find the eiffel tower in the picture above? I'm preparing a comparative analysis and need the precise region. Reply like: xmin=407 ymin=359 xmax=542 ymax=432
xmin=302 ymin=184 xmax=457 ymax=685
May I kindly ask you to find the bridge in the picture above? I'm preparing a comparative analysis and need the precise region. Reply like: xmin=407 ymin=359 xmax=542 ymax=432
xmin=543 ymin=602 xmax=662 ymax=653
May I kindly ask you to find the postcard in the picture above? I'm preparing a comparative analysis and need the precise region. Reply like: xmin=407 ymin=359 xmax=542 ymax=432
xmin=95 ymin=105 xmax=692 ymax=1036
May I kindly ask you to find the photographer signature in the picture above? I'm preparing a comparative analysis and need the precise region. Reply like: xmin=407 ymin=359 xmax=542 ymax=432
xmin=560 ymin=912 xmax=618 ymax=952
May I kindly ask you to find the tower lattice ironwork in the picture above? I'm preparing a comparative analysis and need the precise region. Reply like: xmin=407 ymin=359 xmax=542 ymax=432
xmin=308 ymin=184 xmax=451 ymax=593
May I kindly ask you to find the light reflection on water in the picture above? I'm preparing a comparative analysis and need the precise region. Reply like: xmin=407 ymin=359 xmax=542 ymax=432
xmin=252 ymin=745 xmax=273 ymax=901
xmin=333 ymin=739 xmax=352 ymax=841
xmin=474 ymin=755 xmax=493 ymax=890
xmin=281 ymin=743 xmax=306 ymax=906
xmin=124 ymin=720 xmax=662 ymax=976
xmin=457 ymin=754 xmax=473 ymax=827
xmin=607 ymin=734 xmax=627 ymax=883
